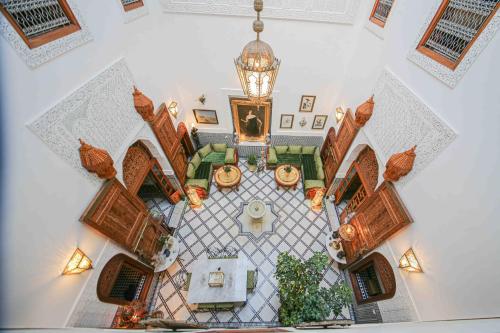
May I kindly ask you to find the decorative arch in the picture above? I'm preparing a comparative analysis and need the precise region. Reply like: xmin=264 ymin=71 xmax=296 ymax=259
xmin=356 ymin=146 xmax=379 ymax=193
xmin=97 ymin=253 xmax=153 ymax=306
xmin=348 ymin=252 xmax=396 ymax=305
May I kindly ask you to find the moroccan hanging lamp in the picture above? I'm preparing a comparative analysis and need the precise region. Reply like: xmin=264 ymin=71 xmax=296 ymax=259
xmin=354 ymin=95 xmax=375 ymax=128
xmin=133 ymin=87 xmax=154 ymax=122
xmin=235 ymin=0 xmax=280 ymax=103
xmin=383 ymin=146 xmax=417 ymax=182
xmin=79 ymin=139 xmax=117 ymax=180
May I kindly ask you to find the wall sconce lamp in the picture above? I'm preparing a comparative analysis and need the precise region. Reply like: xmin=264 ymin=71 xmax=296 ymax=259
xmin=399 ymin=248 xmax=423 ymax=273
xmin=336 ymin=107 xmax=346 ymax=123
xmin=62 ymin=248 xmax=93 ymax=275
xmin=168 ymin=101 xmax=178 ymax=118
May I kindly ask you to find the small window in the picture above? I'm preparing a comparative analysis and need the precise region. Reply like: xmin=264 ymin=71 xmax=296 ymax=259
xmin=417 ymin=0 xmax=500 ymax=69
xmin=0 ymin=0 xmax=81 ymax=49
xmin=121 ymin=0 xmax=144 ymax=12
xmin=369 ymin=0 xmax=395 ymax=27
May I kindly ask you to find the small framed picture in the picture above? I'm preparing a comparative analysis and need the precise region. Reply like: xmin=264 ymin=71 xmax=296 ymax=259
xmin=312 ymin=115 xmax=328 ymax=129
xmin=193 ymin=109 xmax=219 ymax=124
xmin=299 ymin=95 xmax=316 ymax=112
xmin=280 ymin=114 xmax=294 ymax=129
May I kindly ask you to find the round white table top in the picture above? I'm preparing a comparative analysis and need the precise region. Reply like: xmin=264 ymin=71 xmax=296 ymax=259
xmin=325 ymin=233 xmax=347 ymax=265
xmin=246 ymin=199 xmax=266 ymax=220
xmin=154 ymin=237 xmax=179 ymax=273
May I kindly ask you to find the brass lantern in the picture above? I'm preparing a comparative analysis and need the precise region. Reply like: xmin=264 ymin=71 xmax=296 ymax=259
xmin=63 ymin=248 xmax=93 ymax=275
xmin=399 ymin=248 xmax=423 ymax=273
xmin=235 ymin=0 xmax=280 ymax=103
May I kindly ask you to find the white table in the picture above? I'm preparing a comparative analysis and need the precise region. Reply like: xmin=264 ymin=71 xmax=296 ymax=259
xmin=325 ymin=233 xmax=347 ymax=265
xmin=154 ymin=237 xmax=179 ymax=273
xmin=187 ymin=256 xmax=248 ymax=305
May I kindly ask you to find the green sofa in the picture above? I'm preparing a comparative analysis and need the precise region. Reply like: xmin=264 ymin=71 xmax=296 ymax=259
xmin=267 ymin=145 xmax=326 ymax=191
xmin=185 ymin=143 xmax=238 ymax=192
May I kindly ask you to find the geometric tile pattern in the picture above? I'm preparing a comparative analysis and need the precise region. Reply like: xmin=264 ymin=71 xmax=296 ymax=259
xmin=145 ymin=196 xmax=175 ymax=223
xmin=153 ymin=161 xmax=351 ymax=327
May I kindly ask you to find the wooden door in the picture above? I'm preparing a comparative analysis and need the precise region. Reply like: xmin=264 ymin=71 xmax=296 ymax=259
xmin=134 ymin=216 xmax=166 ymax=259
xmin=81 ymin=179 xmax=147 ymax=250
xmin=343 ymin=181 xmax=413 ymax=265
xmin=151 ymin=103 xmax=188 ymax=185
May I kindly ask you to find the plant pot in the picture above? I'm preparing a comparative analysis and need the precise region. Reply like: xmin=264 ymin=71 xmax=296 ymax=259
xmin=248 ymin=164 xmax=257 ymax=172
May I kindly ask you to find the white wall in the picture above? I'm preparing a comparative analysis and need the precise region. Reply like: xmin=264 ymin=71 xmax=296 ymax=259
xmin=337 ymin=0 xmax=500 ymax=322
xmin=0 ymin=0 xmax=365 ymax=328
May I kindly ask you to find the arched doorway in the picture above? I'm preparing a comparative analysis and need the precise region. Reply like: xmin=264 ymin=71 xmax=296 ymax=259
xmin=348 ymin=252 xmax=396 ymax=305
xmin=123 ymin=141 xmax=179 ymax=223
xmin=97 ymin=254 xmax=154 ymax=306
xmin=333 ymin=145 xmax=379 ymax=222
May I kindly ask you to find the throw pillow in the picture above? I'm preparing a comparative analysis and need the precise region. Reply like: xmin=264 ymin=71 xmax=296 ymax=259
xmin=289 ymin=145 xmax=302 ymax=154
xmin=212 ymin=143 xmax=227 ymax=152
xmin=302 ymin=146 xmax=316 ymax=154
xmin=314 ymin=147 xmax=320 ymax=158
xmin=314 ymin=154 xmax=323 ymax=168
xmin=275 ymin=146 xmax=288 ymax=154
xmin=191 ymin=153 xmax=202 ymax=169
xmin=198 ymin=144 xmax=212 ymax=158
xmin=316 ymin=165 xmax=325 ymax=180
xmin=186 ymin=163 xmax=196 ymax=179
xmin=225 ymin=148 xmax=235 ymax=164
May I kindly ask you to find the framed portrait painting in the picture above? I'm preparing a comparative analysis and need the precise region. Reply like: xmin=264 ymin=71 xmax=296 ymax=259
xmin=312 ymin=115 xmax=328 ymax=129
xmin=230 ymin=97 xmax=271 ymax=143
xmin=193 ymin=109 xmax=219 ymax=124
xmin=299 ymin=95 xmax=316 ymax=112
xmin=280 ymin=114 xmax=294 ymax=129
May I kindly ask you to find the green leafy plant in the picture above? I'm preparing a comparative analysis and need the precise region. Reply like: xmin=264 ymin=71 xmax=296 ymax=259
xmin=247 ymin=154 xmax=257 ymax=165
xmin=274 ymin=252 xmax=352 ymax=326
xmin=223 ymin=165 xmax=232 ymax=173
xmin=284 ymin=165 xmax=292 ymax=173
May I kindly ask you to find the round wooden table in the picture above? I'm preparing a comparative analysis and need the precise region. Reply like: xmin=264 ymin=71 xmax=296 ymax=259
xmin=275 ymin=165 xmax=300 ymax=190
xmin=215 ymin=165 xmax=242 ymax=191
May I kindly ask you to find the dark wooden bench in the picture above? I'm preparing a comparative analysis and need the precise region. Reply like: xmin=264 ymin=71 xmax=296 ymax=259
xmin=295 ymin=320 xmax=355 ymax=329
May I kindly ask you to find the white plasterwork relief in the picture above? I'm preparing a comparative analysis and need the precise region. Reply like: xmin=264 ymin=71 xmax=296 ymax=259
xmin=28 ymin=59 xmax=143 ymax=183
xmin=0 ymin=0 xmax=93 ymax=68
xmin=407 ymin=1 xmax=500 ymax=88
xmin=365 ymin=69 xmax=457 ymax=185
xmin=159 ymin=0 xmax=361 ymax=24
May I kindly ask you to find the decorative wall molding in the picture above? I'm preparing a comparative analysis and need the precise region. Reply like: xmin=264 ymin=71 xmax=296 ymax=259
xmin=28 ymin=59 xmax=143 ymax=183
xmin=0 ymin=0 xmax=93 ymax=68
xmin=365 ymin=69 xmax=457 ymax=185
xmin=159 ymin=0 xmax=361 ymax=24
xmin=407 ymin=2 xmax=500 ymax=88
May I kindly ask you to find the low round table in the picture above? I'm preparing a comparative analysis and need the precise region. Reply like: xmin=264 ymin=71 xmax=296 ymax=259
xmin=215 ymin=165 xmax=242 ymax=191
xmin=154 ymin=237 xmax=180 ymax=273
xmin=275 ymin=165 xmax=300 ymax=190
xmin=325 ymin=233 xmax=347 ymax=265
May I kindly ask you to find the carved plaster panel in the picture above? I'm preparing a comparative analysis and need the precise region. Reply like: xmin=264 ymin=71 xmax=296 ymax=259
xmin=0 ymin=0 xmax=93 ymax=68
xmin=159 ymin=0 xmax=361 ymax=24
xmin=407 ymin=1 xmax=500 ymax=88
xmin=28 ymin=59 xmax=143 ymax=183
xmin=365 ymin=69 xmax=457 ymax=185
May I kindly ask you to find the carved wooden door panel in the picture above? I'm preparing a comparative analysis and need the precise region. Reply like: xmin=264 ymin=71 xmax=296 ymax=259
xmin=81 ymin=179 xmax=147 ymax=250
xmin=334 ymin=110 xmax=358 ymax=161
xmin=134 ymin=217 xmax=166 ymax=259
xmin=151 ymin=103 xmax=188 ymax=185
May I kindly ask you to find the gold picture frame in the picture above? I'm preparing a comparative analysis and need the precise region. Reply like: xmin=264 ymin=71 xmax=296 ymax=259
xmin=230 ymin=97 xmax=271 ymax=143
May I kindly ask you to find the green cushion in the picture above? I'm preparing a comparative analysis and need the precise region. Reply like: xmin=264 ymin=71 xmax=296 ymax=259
xmin=186 ymin=164 xmax=196 ymax=179
xmin=288 ymin=145 xmax=302 ymax=154
xmin=198 ymin=144 xmax=212 ymax=158
xmin=184 ymin=273 xmax=192 ymax=291
xmin=314 ymin=154 xmax=323 ymax=168
xmin=314 ymin=147 xmax=321 ymax=158
xmin=194 ymin=162 xmax=212 ymax=179
xmin=316 ymin=165 xmax=325 ymax=180
xmin=186 ymin=179 xmax=209 ymax=190
xmin=191 ymin=153 xmax=201 ymax=169
xmin=247 ymin=270 xmax=257 ymax=289
xmin=267 ymin=147 xmax=278 ymax=164
xmin=277 ymin=154 xmax=302 ymax=166
xmin=275 ymin=146 xmax=288 ymax=154
xmin=225 ymin=148 xmax=236 ymax=164
xmin=302 ymin=146 xmax=316 ymax=154
xmin=202 ymin=152 xmax=226 ymax=165
xmin=212 ymin=143 xmax=227 ymax=152
xmin=302 ymin=155 xmax=317 ymax=180
xmin=304 ymin=179 xmax=326 ymax=190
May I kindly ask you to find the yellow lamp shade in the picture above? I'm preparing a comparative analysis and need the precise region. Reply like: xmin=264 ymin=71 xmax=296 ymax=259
xmin=399 ymin=248 xmax=423 ymax=273
xmin=168 ymin=101 xmax=178 ymax=118
xmin=336 ymin=107 xmax=345 ymax=123
xmin=63 ymin=248 xmax=93 ymax=275
xmin=339 ymin=223 xmax=357 ymax=242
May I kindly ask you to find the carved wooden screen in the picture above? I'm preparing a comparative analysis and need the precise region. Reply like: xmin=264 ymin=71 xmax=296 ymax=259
xmin=349 ymin=252 xmax=396 ymax=305
xmin=321 ymin=127 xmax=339 ymax=188
xmin=356 ymin=146 xmax=379 ymax=193
xmin=151 ymin=103 xmax=188 ymax=186
xmin=97 ymin=254 xmax=153 ymax=306
xmin=177 ymin=122 xmax=195 ymax=157
xmin=134 ymin=216 xmax=166 ymax=259
xmin=334 ymin=110 xmax=358 ymax=161
xmin=343 ymin=181 xmax=413 ymax=264
xmin=80 ymin=179 xmax=147 ymax=250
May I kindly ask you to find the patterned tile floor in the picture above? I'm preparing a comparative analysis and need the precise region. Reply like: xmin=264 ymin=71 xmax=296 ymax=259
xmin=153 ymin=161 xmax=351 ymax=327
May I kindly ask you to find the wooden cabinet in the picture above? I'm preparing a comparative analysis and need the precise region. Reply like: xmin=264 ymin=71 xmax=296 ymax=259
xmin=342 ymin=181 xmax=413 ymax=265
xmin=81 ymin=179 xmax=166 ymax=260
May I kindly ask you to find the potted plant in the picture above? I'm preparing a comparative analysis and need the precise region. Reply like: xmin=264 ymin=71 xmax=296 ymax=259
xmin=274 ymin=252 xmax=352 ymax=326
xmin=247 ymin=154 xmax=257 ymax=172
xmin=284 ymin=165 xmax=293 ymax=174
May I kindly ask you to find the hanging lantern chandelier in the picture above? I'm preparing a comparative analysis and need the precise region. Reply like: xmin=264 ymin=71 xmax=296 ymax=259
xmin=235 ymin=0 xmax=280 ymax=103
